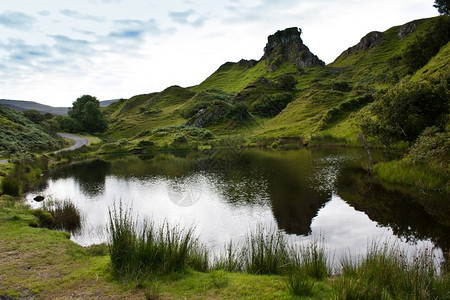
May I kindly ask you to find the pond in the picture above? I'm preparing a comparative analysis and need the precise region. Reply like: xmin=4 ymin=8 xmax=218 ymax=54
xmin=26 ymin=148 xmax=449 ymax=263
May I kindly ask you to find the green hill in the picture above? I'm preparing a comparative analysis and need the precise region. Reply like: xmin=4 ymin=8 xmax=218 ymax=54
xmin=0 ymin=104 xmax=65 ymax=157
xmin=104 ymin=16 xmax=449 ymax=146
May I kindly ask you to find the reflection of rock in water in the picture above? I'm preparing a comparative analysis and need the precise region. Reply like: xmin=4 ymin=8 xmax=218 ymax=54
xmin=336 ymin=167 xmax=450 ymax=257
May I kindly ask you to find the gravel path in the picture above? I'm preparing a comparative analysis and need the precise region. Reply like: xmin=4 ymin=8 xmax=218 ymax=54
xmin=54 ymin=133 xmax=89 ymax=154
xmin=0 ymin=133 xmax=89 ymax=164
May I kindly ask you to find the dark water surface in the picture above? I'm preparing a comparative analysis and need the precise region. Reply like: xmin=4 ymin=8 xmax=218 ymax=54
xmin=26 ymin=148 xmax=449 ymax=261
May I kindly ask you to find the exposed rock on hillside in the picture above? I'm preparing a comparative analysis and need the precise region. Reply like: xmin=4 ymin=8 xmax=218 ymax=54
xmin=261 ymin=27 xmax=325 ymax=72
xmin=398 ymin=21 xmax=416 ymax=39
xmin=342 ymin=31 xmax=382 ymax=58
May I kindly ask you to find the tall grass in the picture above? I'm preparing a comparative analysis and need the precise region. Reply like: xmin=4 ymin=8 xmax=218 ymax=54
xmin=106 ymin=207 xmax=447 ymax=297
xmin=1 ymin=176 xmax=20 ymax=196
xmin=289 ymin=238 xmax=330 ymax=280
xmin=107 ymin=203 xmax=208 ymax=279
xmin=243 ymin=226 xmax=289 ymax=275
xmin=43 ymin=200 xmax=82 ymax=233
xmin=333 ymin=242 xmax=449 ymax=299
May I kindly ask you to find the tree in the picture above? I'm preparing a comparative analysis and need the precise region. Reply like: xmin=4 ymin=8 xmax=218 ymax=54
xmin=358 ymin=81 xmax=448 ymax=146
xmin=67 ymin=95 xmax=107 ymax=133
xmin=23 ymin=110 xmax=45 ymax=124
xmin=434 ymin=0 xmax=450 ymax=15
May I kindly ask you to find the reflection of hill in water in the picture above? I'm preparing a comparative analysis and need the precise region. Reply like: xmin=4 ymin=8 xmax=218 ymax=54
xmin=226 ymin=151 xmax=331 ymax=236
xmin=45 ymin=151 xmax=449 ymax=254
xmin=336 ymin=166 xmax=450 ymax=255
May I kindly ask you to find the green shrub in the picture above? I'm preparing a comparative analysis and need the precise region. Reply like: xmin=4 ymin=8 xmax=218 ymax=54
xmin=251 ymin=93 xmax=293 ymax=117
xmin=31 ymin=209 xmax=55 ymax=228
xmin=1 ymin=176 xmax=20 ymax=196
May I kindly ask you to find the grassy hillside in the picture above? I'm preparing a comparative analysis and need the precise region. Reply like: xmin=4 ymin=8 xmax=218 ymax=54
xmin=103 ymin=16 xmax=449 ymax=147
xmin=0 ymin=104 xmax=65 ymax=157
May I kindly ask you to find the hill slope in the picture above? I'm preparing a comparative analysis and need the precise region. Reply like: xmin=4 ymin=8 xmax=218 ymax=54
xmin=105 ymin=17 xmax=449 ymax=145
xmin=0 ymin=104 xmax=65 ymax=157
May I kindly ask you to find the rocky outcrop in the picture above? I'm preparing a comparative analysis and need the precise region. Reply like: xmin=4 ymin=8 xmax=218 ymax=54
xmin=342 ymin=31 xmax=382 ymax=58
xmin=238 ymin=59 xmax=258 ymax=68
xmin=398 ymin=21 xmax=416 ymax=39
xmin=261 ymin=27 xmax=324 ymax=72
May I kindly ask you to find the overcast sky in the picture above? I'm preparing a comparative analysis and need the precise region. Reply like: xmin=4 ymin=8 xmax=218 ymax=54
xmin=0 ymin=0 xmax=438 ymax=107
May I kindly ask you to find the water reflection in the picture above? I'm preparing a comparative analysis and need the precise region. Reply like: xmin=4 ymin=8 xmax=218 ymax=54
xmin=50 ymin=160 xmax=111 ymax=196
xmin=26 ymin=149 xmax=448 ymax=262
xmin=337 ymin=166 xmax=450 ymax=256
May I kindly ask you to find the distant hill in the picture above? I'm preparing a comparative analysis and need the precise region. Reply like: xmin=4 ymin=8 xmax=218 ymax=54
xmin=0 ymin=99 xmax=68 ymax=116
xmin=0 ymin=98 xmax=120 ymax=116
xmin=100 ymin=99 xmax=121 ymax=107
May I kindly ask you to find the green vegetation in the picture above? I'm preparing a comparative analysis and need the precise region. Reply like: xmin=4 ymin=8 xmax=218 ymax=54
xmin=0 ymin=193 xmax=448 ymax=299
xmin=374 ymin=127 xmax=449 ymax=192
xmin=0 ymin=105 xmax=65 ymax=157
xmin=56 ymin=95 xmax=108 ymax=133
xmin=359 ymin=81 xmax=448 ymax=145
xmin=0 ymin=14 xmax=449 ymax=299
xmin=334 ymin=242 xmax=449 ymax=299
xmin=108 ymin=203 xmax=208 ymax=279
xmin=434 ymin=0 xmax=450 ymax=15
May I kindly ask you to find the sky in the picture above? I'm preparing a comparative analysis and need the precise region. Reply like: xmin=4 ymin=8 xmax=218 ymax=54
xmin=0 ymin=0 xmax=438 ymax=107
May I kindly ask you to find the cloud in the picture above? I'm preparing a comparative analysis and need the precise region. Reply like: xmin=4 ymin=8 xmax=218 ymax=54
xmin=38 ymin=10 xmax=51 ymax=17
xmin=48 ymin=35 xmax=94 ymax=55
xmin=60 ymin=9 xmax=105 ymax=22
xmin=0 ymin=11 xmax=36 ymax=30
xmin=169 ymin=9 xmax=207 ymax=28
xmin=109 ymin=18 xmax=169 ymax=41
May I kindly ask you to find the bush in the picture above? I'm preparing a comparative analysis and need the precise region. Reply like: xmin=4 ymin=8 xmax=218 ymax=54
xmin=1 ymin=176 xmax=20 ymax=196
xmin=359 ymin=81 xmax=448 ymax=145
xmin=251 ymin=93 xmax=293 ymax=117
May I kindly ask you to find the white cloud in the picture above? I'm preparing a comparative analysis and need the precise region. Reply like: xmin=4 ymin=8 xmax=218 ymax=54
xmin=0 ymin=0 xmax=439 ymax=106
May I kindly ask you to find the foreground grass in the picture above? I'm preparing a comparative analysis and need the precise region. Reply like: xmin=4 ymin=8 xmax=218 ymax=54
xmin=0 ymin=199 xmax=297 ymax=299
xmin=0 ymin=196 xmax=450 ymax=299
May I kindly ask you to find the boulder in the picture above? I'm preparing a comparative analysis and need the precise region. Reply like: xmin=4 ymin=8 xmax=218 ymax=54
xmin=33 ymin=195 xmax=45 ymax=202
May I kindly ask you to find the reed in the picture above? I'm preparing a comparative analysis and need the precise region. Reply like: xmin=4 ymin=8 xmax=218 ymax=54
xmin=107 ymin=203 xmax=208 ymax=279
xmin=333 ymin=242 xmax=449 ymax=299
xmin=242 ymin=225 xmax=289 ymax=275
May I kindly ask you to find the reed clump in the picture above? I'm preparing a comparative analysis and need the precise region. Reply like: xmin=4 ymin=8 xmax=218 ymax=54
xmin=107 ymin=203 xmax=208 ymax=279
xmin=333 ymin=242 xmax=449 ymax=299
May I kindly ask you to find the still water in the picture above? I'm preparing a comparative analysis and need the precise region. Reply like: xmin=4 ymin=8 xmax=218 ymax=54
xmin=26 ymin=148 xmax=449 ymax=261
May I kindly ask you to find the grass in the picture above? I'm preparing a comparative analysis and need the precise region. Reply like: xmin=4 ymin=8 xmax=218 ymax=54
xmin=243 ymin=226 xmax=289 ymax=275
xmin=334 ymin=242 xmax=449 ymax=299
xmin=107 ymin=202 xmax=208 ymax=279
xmin=0 ymin=195 xmax=448 ymax=299
xmin=1 ymin=176 xmax=20 ymax=196
xmin=42 ymin=199 xmax=83 ymax=233
xmin=374 ymin=159 xmax=449 ymax=193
